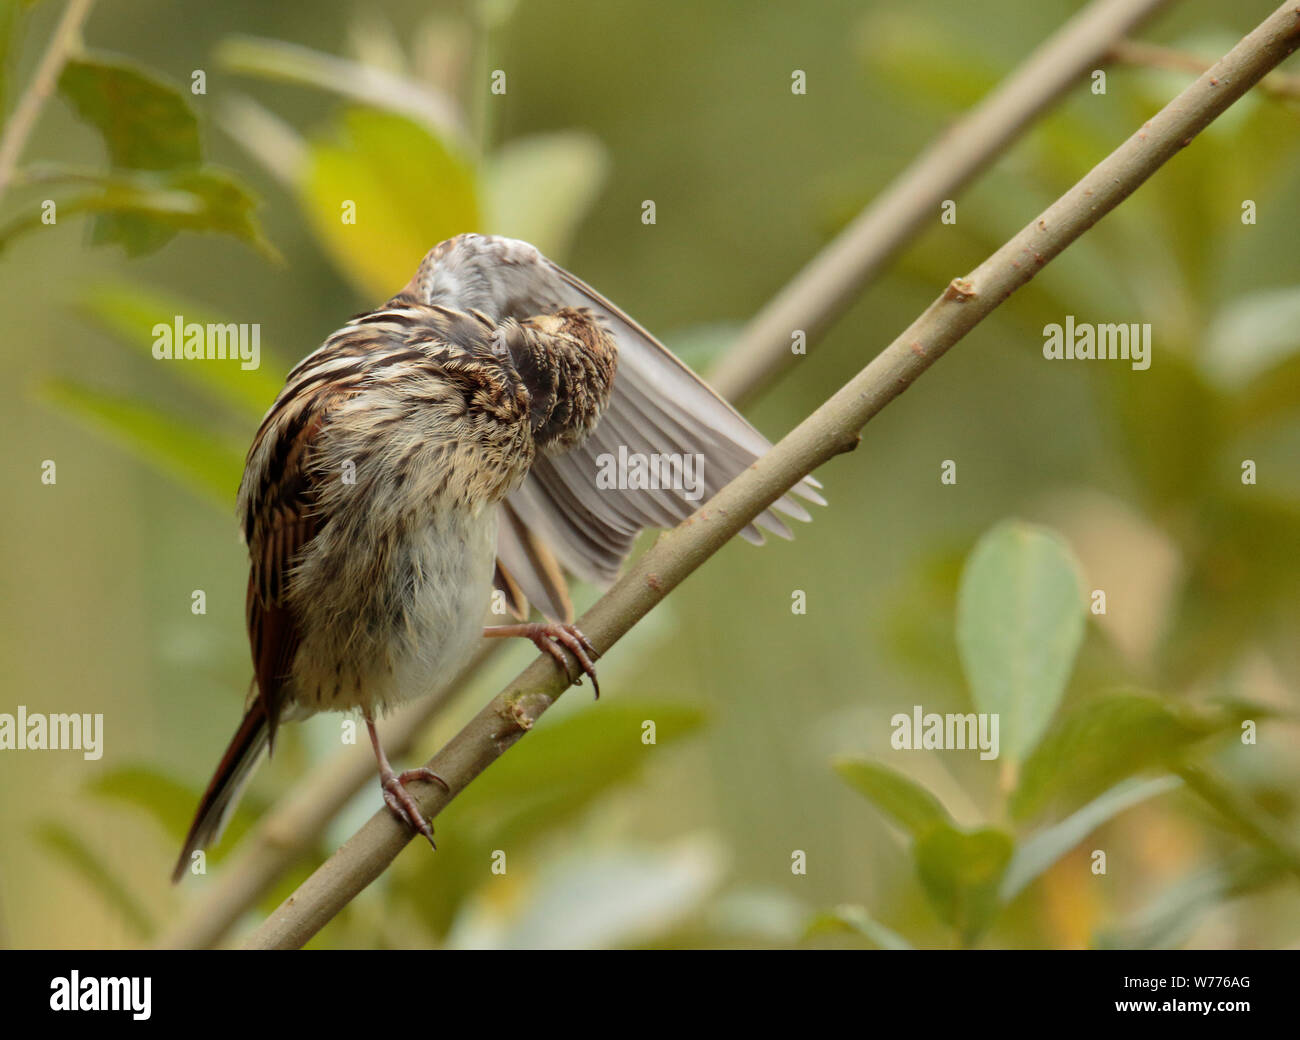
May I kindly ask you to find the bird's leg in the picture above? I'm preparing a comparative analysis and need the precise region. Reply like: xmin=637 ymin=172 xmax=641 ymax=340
xmin=364 ymin=711 xmax=449 ymax=850
xmin=482 ymin=621 xmax=601 ymax=698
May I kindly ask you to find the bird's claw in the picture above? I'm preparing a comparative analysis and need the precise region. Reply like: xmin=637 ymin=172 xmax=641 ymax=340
xmin=380 ymin=767 xmax=448 ymax=849
xmin=530 ymin=622 xmax=601 ymax=699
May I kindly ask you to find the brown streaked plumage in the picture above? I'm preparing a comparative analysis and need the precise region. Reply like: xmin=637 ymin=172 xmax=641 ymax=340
xmin=174 ymin=234 xmax=823 ymax=881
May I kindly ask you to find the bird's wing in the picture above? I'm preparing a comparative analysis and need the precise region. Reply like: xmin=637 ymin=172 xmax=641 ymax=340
xmin=240 ymin=389 xmax=341 ymax=747
xmin=496 ymin=259 xmax=825 ymax=618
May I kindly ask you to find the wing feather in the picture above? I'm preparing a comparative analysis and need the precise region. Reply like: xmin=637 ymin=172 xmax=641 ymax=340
xmin=498 ymin=259 xmax=824 ymax=607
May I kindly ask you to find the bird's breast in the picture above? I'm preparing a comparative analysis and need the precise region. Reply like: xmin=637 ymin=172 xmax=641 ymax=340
xmin=290 ymin=504 xmax=498 ymax=716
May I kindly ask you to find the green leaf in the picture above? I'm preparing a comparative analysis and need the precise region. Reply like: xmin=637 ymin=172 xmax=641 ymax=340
xmin=1010 ymin=691 xmax=1255 ymax=821
xmin=1097 ymin=850 xmax=1288 ymax=950
xmin=0 ymin=164 xmax=274 ymax=257
xmin=216 ymin=35 xmax=466 ymax=145
xmin=451 ymin=700 xmax=704 ymax=842
xmin=1109 ymin=355 xmax=1222 ymax=507
xmin=36 ymin=822 xmax=155 ymax=938
xmin=58 ymin=55 xmax=201 ymax=171
xmin=300 ymin=107 xmax=479 ymax=299
xmin=913 ymin=824 xmax=1014 ymax=945
xmin=1001 ymin=775 xmax=1182 ymax=902
xmin=87 ymin=767 xmax=204 ymax=843
xmin=447 ymin=840 xmax=723 ymax=949
xmin=834 ymin=757 xmax=952 ymax=837
xmin=97 ymin=167 xmax=272 ymax=257
xmin=81 ymin=281 xmax=284 ymax=419
xmin=483 ymin=131 xmax=608 ymax=260
xmin=1177 ymin=764 xmax=1300 ymax=876
xmin=38 ymin=379 xmax=245 ymax=505
xmin=89 ymin=765 xmax=268 ymax=856
xmin=956 ymin=521 xmax=1086 ymax=764
xmin=1204 ymin=286 xmax=1300 ymax=390
xmin=855 ymin=10 xmax=999 ymax=112
xmin=805 ymin=904 xmax=914 ymax=949
xmin=393 ymin=700 xmax=706 ymax=938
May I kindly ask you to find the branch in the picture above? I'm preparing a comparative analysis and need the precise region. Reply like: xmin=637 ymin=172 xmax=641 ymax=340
xmin=706 ymin=0 xmax=1175 ymax=404
xmin=242 ymin=1 xmax=1300 ymax=951
xmin=162 ymin=0 xmax=1173 ymax=949
xmin=0 ymin=0 xmax=96 ymax=204
xmin=1109 ymin=38 xmax=1300 ymax=100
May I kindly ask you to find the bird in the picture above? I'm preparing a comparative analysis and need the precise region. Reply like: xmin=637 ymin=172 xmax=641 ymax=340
xmin=172 ymin=233 xmax=824 ymax=882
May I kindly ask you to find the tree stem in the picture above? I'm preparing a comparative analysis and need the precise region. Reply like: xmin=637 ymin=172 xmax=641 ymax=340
xmin=0 ymin=0 xmax=96 ymax=205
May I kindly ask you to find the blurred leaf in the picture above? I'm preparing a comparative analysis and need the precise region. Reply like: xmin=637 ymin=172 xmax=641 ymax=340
xmin=81 ymin=281 xmax=284 ymax=418
xmin=1109 ymin=354 xmax=1222 ymax=507
xmin=1001 ymin=775 xmax=1182 ymax=902
xmin=94 ymin=167 xmax=272 ymax=258
xmin=1233 ymin=349 xmax=1300 ymax=430
xmin=483 ymin=131 xmax=608 ymax=260
xmin=834 ymin=757 xmax=951 ymax=837
xmin=300 ymin=107 xmax=479 ymax=299
xmin=216 ymin=35 xmax=466 ymax=145
xmin=59 ymin=55 xmax=201 ymax=171
xmin=1204 ymin=286 xmax=1300 ymax=390
xmin=956 ymin=521 xmax=1086 ymax=764
xmin=39 ymin=379 xmax=245 ymax=505
xmin=446 ymin=839 xmax=723 ymax=949
xmin=1 ymin=164 xmax=274 ymax=257
xmin=89 ymin=765 xmax=268 ymax=854
xmin=880 ymin=544 xmax=966 ymax=691
xmin=1097 ymin=850 xmax=1288 ymax=949
xmin=855 ymin=10 xmax=997 ymax=112
xmin=1177 ymin=764 xmax=1300 ymax=877
xmin=1168 ymin=495 xmax=1300 ymax=683
xmin=394 ymin=700 xmax=706 ymax=937
xmin=1010 ymin=691 xmax=1257 ymax=821
xmin=36 ymin=822 xmax=154 ymax=938
xmin=805 ymin=904 xmax=914 ymax=949
xmin=913 ymin=824 xmax=1013 ymax=945
xmin=705 ymin=887 xmax=808 ymax=944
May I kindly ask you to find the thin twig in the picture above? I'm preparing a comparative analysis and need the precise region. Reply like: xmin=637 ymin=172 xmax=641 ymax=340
xmin=242 ymin=1 xmax=1300 ymax=951
xmin=1109 ymin=37 xmax=1300 ymax=99
xmin=162 ymin=0 xmax=1174 ymax=949
xmin=0 ymin=0 xmax=96 ymax=204
xmin=706 ymin=0 xmax=1174 ymax=404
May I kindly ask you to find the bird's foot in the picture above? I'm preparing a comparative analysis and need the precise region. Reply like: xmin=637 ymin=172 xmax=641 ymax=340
xmin=379 ymin=766 xmax=450 ymax=850
xmin=483 ymin=622 xmax=601 ymax=698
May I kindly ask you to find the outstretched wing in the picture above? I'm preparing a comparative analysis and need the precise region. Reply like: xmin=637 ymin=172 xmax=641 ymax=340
xmin=495 ymin=255 xmax=825 ymax=620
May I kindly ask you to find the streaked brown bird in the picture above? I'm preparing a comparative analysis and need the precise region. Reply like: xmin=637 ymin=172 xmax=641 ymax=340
xmin=173 ymin=233 xmax=823 ymax=881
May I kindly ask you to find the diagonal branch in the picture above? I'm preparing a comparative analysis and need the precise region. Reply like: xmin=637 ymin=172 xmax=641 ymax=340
xmin=240 ymin=1 xmax=1300 ymax=951
xmin=161 ymin=0 xmax=1175 ymax=949
xmin=706 ymin=0 xmax=1175 ymax=403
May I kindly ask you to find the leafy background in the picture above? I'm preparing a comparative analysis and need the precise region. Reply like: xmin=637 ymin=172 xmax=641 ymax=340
xmin=2 ymin=0 xmax=1298 ymax=949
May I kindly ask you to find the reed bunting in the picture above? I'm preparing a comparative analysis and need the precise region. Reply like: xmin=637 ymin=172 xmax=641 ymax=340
xmin=173 ymin=233 xmax=823 ymax=880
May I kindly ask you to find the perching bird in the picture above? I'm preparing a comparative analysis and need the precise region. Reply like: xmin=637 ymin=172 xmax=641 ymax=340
xmin=173 ymin=233 xmax=824 ymax=881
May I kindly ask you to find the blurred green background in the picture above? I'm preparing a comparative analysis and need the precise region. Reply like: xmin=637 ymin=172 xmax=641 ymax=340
xmin=3 ymin=0 xmax=1299 ymax=949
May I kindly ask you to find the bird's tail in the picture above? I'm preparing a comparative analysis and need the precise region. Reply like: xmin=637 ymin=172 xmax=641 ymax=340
xmin=171 ymin=699 xmax=270 ymax=883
